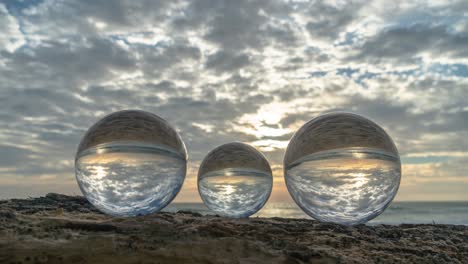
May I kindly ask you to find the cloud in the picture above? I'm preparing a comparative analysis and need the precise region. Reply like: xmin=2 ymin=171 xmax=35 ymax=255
xmin=205 ymin=50 xmax=251 ymax=73
xmin=349 ymin=24 xmax=468 ymax=64
xmin=175 ymin=0 xmax=295 ymax=51
xmin=138 ymin=41 xmax=201 ymax=78
xmin=0 ymin=0 xmax=467 ymax=202
xmin=0 ymin=4 xmax=25 ymax=52
xmin=305 ymin=1 xmax=364 ymax=41
xmin=0 ymin=145 xmax=33 ymax=166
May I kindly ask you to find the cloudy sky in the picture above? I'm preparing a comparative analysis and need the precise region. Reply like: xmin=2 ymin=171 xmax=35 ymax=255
xmin=1 ymin=0 xmax=467 ymax=202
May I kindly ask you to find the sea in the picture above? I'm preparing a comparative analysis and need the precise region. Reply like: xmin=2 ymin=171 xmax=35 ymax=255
xmin=163 ymin=201 xmax=468 ymax=225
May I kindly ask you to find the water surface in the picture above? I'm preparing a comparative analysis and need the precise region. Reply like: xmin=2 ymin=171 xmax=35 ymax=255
xmin=164 ymin=201 xmax=468 ymax=225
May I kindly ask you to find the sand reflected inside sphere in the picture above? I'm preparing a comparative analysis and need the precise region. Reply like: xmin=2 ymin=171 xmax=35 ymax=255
xmin=198 ymin=142 xmax=273 ymax=218
xmin=284 ymin=113 xmax=401 ymax=225
xmin=75 ymin=110 xmax=187 ymax=216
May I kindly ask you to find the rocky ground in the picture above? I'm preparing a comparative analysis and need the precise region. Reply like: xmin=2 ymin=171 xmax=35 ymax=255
xmin=0 ymin=194 xmax=467 ymax=264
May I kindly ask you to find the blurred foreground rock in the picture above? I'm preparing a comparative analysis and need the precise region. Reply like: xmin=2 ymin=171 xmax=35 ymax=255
xmin=0 ymin=194 xmax=467 ymax=263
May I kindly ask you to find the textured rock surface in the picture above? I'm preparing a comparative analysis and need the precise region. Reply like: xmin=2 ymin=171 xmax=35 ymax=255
xmin=1 ymin=194 xmax=467 ymax=264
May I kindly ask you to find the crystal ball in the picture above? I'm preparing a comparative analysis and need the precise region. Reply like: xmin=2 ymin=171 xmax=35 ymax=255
xmin=198 ymin=142 xmax=273 ymax=218
xmin=284 ymin=112 xmax=401 ymax=225
xmin=75 ymin=110 xmax=187 ymax=216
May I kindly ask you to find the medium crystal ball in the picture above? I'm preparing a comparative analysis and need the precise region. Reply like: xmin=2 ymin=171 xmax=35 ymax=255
xmin=284 ymin=112 xmax=401 ymax=225
xmin=198 ymin=142 xmax=273 ymax=218
xmin=75 ymin=110 xmax=187 ymax=216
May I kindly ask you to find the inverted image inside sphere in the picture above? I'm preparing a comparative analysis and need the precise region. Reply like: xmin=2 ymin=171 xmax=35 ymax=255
xmin=198 ymin=142 xmax=273 ymax=218
xmin=75 ymin=110 xmax=187 ymax=217
xmin=284 ymin=112 xmax=401 ymax=225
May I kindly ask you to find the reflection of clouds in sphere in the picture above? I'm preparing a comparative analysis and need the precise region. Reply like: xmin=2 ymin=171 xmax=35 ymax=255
xmin=284 ymin=113 xmax=401 ymax=225
xmin=75 ymin=110 xmax=187 ymax=217
xmin=198 ymin=142 xmax=273 ymax=218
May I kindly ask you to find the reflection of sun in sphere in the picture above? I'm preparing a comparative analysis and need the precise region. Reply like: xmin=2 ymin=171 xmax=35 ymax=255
xmin=198 ymin=142 xmax=273 ymax=218
xmin=75 ymin=110 xmax=187 ymax=217
xmin=284 ymin=112 xmax=401 ymax=225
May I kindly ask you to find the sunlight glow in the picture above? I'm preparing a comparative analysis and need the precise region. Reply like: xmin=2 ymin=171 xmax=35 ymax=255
xmin=93 ymin=165 xmax=107 ymax=180
xmin=235 ymin=101 xmax=293 ymax=142
xmin=251 ymin=139 xmax=289 ymax=152
xmin=224 ymin=184 xmax=235 ymax=195
xmin=349 ymin=172 xmax=369 ymax=189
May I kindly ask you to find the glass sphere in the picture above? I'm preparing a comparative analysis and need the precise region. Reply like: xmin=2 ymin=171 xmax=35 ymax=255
xmin=75 ymin=110 xmax=187 ymax=216
xmin=198 ymin=142 xmax=273 ymax=218
xmin=284 ymin=112 xmax=401 ymax=225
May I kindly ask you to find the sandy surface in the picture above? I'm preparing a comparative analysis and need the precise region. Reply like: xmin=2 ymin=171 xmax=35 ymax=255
xmin=1 ymin=194 xmax=467 ymax=264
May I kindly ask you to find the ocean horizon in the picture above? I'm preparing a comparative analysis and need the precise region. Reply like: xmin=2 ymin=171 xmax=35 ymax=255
xmin=163 ymin=201 xmax=468 ymax=226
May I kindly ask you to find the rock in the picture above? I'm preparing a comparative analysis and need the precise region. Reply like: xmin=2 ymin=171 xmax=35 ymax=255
xmin=0 ymin=209 xmax=16 ymax=219
xmin=0 ymin=194 xmax=467 ymax=264
xmin=177 ymin=210 xmax=203 ymax=217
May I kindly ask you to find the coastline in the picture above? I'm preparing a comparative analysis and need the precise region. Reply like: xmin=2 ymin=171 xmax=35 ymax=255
xmin=164 ymin=201 xmax=468 ymax=226
xmin=1 ymin=193 xmax=467 ymax=263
